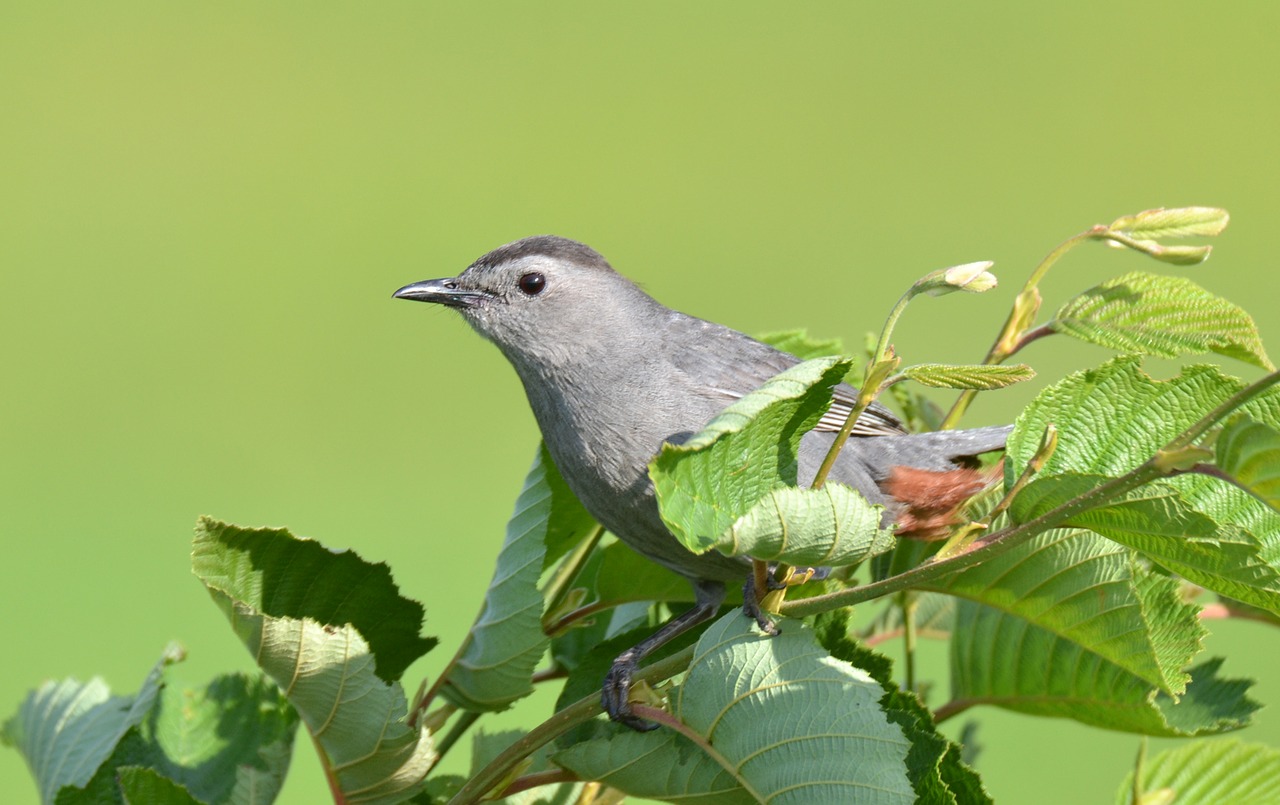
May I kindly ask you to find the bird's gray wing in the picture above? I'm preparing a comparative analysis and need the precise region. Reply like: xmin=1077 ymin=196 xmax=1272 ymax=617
xmin=665 ymin=313 xmax=908 ymax=437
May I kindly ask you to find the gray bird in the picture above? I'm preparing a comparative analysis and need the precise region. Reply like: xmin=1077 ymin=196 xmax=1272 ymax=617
xmin=395 ymin=235 xmax=1010 ymax=729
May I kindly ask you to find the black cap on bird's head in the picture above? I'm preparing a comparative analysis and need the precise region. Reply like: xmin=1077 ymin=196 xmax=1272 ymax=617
xmin=393 ymin=235 xmax=660 ymax=366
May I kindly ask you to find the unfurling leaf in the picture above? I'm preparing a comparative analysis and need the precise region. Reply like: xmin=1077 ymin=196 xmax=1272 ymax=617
xmin=1217 ymin=416 xmax=1280 ymax=512
xmin=718 ymin=483 xmax=895 ymax=567
xmin=1108 ymin=206 xmax=1230 ymax=240
xmin=1048 ymin=272 xmax=1272 ymax=369
xmin=918 ymin=261 xmax=998 ymax=296
xmin=902 ymin=363 xmax=1036 ymax=390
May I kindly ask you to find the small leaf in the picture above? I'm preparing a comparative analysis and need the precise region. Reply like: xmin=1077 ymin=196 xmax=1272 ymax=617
xmin=1116 ymin=739 xmax=1280 ymax=805
xmin=901 ymin=363 xmax=1036 ymax=390
xmin=1 ymin=645 xmax=179 ymax=805
xmin=650 ymin=357 xmax=854 ymax=553
xmin=116 ymin=768 xmax=205 ymax=805
xmin=1217 ymin=416 xmax=1280 ymax=512
xmin=192 ymin=519 xmax=436 ymax=803
xmin=918 ymin=261 xmax=998 ymax=296
xmin=1108 ymin=206 xmax=1230 ymax=240
xmin=1047 ymin=272 xmax=1272 ymax=369
xmin=756 ymin=329 xmax=845 ymax=360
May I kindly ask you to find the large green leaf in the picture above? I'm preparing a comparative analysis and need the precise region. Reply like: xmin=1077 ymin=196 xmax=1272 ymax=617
xmin=1046 ymin=273 xmax=1272 ymax=369
xmin=650 ymin=357 xmax=855 ymax=553
xmin=2 ymin=645 xmax=178 ymax=804
xmin=1012 ymin=474 xmax=1280 ymax=616
xmin=117 ymin=769 xmax=204 ymax=805
xmin=1115 ymin=739 xmax=1280 ymax=805
xmin=950 ymin=594 xmax=1257 ymax=735
xmin=930 ymin=528 xmax=1204 ymax=696
xmin=1005 ymin=357 xmax=1280 ymax=607
xmin=1217 ymin=415 xmax=1280 ymax=512
xmin=717 ymin=483 xmax=896 ymax=566
xmin=192 ymin=518 xmax=435 ymax=804
xmin=442 ymin=444 xmax=590 ymax=711
xmin=554 ymin=612 xmax=916 ymax=804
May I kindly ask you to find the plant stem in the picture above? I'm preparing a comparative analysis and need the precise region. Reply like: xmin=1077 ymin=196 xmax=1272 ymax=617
xmin=432 ymin=709 xmax=481 ymax=766
xmin=447 ymin=647 xmax=696 ymax=805
xmin=1164 ymin=370 xmax=1280 ymax=451
xmin=498 ymin=769 xmax=582 ymax=798
xmin=901 ymin=592 xmax=917 ymax=693
xmin=544 ymin=524 xmax=606 ymax=618
xmin=941 ymin=226 xmax=1103 ymax=429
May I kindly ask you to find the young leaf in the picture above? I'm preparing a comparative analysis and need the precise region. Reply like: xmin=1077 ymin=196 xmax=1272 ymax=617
xmin=716 ymin=483 xmax=895 ymax=566
xmin=116 ymin=768 xmax=205 ymax=805
xmin=440 ymin=445 xmax=586 ymax=711
xmin=554 ymin=612 xmax=917 ymax=804
xmin=1046 ymin=273 xmax=1273 ymax=370
xmin=1108 ymin=206 xmax=1230 ymax=240
xmin=756 ymin=329 xmax=846 ymax=360
xmin=1216 ymin=416 xmax=1280 ymax=512
xmin=191 ymin=518 xmax=436 ymax=803
xmin=650 ymin=357 xmax=855 ymax=553
xmin=1 ymin=645 xmax=179 ymax=805
xmin=1115 ymin=739 xmax=1280 ymax=805
xmin=901 ymin=363 xmax=1035 ymax=390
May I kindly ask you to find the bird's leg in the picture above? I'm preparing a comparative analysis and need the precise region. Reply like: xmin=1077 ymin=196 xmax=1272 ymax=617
xmin=602 ymin=579 xmax=726 ymax=732
xmin=741 ymin=564 xmax=832 ymax=635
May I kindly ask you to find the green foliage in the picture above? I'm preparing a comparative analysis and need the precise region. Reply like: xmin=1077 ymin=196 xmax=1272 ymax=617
xmin=1116 ymin=739 xmax=1280 ymax=805
xmin=8 ymin=206 xmax=1280 ymax=804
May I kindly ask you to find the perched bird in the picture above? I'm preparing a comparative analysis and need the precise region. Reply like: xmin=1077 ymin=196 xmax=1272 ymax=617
xmin=395 ymin=235 xmax=1010 ymax=729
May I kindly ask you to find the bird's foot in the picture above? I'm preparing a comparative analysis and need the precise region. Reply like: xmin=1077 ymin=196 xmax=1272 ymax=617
xmin=741 ymin=569 xmax=781 ymax=636
xmin=602 ymin=655 xmax=660 ymax=732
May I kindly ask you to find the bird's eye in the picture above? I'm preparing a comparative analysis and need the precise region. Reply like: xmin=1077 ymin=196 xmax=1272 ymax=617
xmin=518 ymin=272 xmax=546 ymax=296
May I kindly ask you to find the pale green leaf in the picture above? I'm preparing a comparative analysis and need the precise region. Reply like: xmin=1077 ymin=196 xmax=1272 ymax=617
xmin=1012 ymin=474 xmax=1280 ymax=616
xmin=1108 ymin=206 xmax=1229 ymax=240
xmin=863 ymin=592 xmax=956 ymax=643
xmin=555 ymin=613 xmax=916 ymax=804
xmin=192 ymin=519 xmax=435 ymax=804
xmin=1047 ymin=273 xmax=1272 ymax=369
xmin=117 ymin=768 xmax=204 ymax=805
xmin=3 ymin=646 xmax=180 ymax=805
xmin=931 ymin=528 xmax=1203 ymax=697
xmin=716 ymin=482 xmax=895 ymax=567
xmin=901 ymin=363 xmax=1035 ymax=390
xmin=756 ymin=329 xmax=846 ymax=360
xmin=1116 ymin=739 xmax=1280 ymax=805
xmin=651 ymin=357 xmax=855 ymax=553
xmin=439 ymin=445 xmax=577 ymax=711
xmin=1217 ymin=415 xmax=1280 ymax=512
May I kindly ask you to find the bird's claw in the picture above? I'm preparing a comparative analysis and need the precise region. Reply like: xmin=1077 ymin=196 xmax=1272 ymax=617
xmin=602 ymin=657 xmax=660 ymax=732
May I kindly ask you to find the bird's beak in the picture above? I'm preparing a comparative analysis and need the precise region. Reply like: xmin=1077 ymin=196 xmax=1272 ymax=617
xmin=392 ymin=278 xmax=488 ymax=309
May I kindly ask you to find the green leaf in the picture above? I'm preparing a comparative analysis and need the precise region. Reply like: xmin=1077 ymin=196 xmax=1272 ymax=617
xmin=192 ymin=518 xmax=435 ymax=804
xmin=932 ymin=528 xmax=1204 ymax=698
xmin=756 ymin=329 xmax=846 ymax=360
xmin=716 ymin=483 xmax=895 ymax=566
xmin=444 ymin=444 xmax=587 ymax=711
xmin=1116 ymin=739 xmax=1280 ymax=805
xmin=815 ymin=610 xmax=991 ymax=804
xmin=863 ymin=592 xmax=956 ymax=643
xmin=1108 ymin=206 xmax=1230 ymax=240
xmin=1047 ymin=273 xmax=1273 ymax=369
xmin=901 ymin=363 xmax=1035 ymax=390
xmin=1006 ymin=357 xmax=1280 ymax=608
xmin=1012 ymin=474 xmax=1280 ymax=616
xmin=469 ymin=730 xmax=584 ymax=805
xmin=117 ymin=769 xmax=205 ymax=805
xmin=650 ymin=357 xmax=855 ymax=553
xmin=950 ymin=593 xmax=1257 ymax=735
xmin=554 ymin=612 xmax=916 ymax=804
xmin=2 ymin=645 xmax=179 ymax=805
xmin=1217 ymin=415 xmax=1280 ymax=512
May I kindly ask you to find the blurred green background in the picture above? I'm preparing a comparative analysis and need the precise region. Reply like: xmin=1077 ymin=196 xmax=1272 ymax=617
xmin=3 ymin=3 xmax=1278 ymax=802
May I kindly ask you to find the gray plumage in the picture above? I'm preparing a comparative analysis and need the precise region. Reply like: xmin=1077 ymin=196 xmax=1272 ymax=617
xmin=395 ymin=235 xmax=1011 ymax=728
